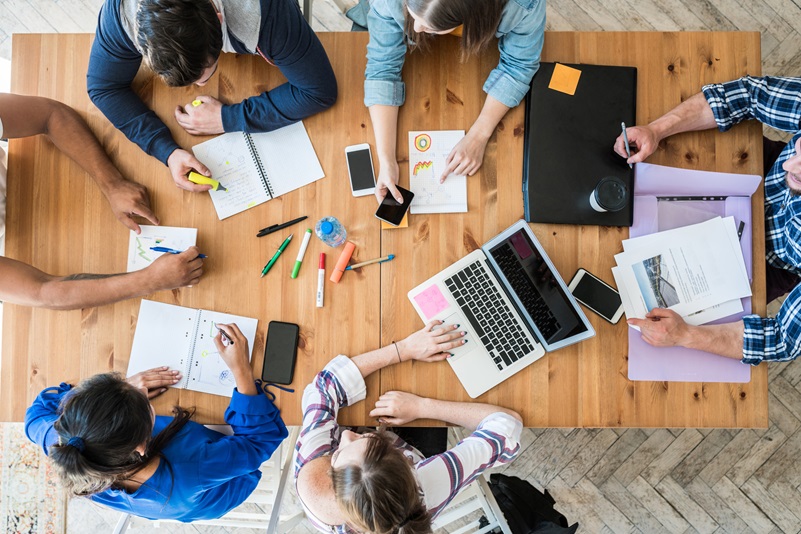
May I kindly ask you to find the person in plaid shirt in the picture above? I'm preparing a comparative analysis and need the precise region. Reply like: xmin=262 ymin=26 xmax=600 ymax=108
xmin=293 ymin=320 xmax=523 ymax=534
xmin=617 ymin=76 xmax=801 ymax=365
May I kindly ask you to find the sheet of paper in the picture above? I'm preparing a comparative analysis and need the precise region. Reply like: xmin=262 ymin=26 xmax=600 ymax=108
xmin=408 ymin=130 xmax=468 ymax=214
xmin=249 ymin=121 xmax=325 ymax=198
xmin=127 ymin=226 xmax=197 ymax=272
xmin=548 ymin=63 xmax=582 ymax=95
xmin=127 ymin=301 xmax=258 ymax=398
xmin=192 ymin=132 xmax=269 ymax=220
xmin=615 ymin=217 xmax=751 ymax=320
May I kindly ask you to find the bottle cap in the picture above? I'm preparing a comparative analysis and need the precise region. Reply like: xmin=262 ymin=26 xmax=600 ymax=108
xmin=320 ymin=221 xmax=333 ymax=234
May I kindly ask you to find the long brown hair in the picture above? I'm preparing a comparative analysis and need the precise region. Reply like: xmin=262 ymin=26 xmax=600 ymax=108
xmin=330 ymin=432 xmax=432 ymax=534
xmin=404 ymin=0 xmax=507 ymax=58
xmin=48 ymin=373 xmax=194 ymax=497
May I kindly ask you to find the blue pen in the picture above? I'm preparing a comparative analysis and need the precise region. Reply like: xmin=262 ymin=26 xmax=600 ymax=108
xmin=345 ymin=254 xmax=395 ymax=270
xmin=150 ymin=246 xmax=207 ymax=259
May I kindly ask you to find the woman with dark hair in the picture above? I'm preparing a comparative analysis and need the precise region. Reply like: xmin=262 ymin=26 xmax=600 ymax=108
xmin=356 ymin=0 xmax=545 ymax=205
xmin=294 ymin=320 xmax=523 ymax=534
xmin=24 ymin=323 xmax=287 ymax=521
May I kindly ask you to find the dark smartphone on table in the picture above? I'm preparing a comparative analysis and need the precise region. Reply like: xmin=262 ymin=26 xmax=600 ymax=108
xmin=375 ymin=185 xmax=415 ymax=226
xmin=261 ymin=321 xmax=299 ymax=385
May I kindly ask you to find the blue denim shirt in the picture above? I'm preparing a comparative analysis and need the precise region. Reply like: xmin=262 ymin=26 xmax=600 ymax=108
xmin=364 ymin=0 xmax=545 ymax=109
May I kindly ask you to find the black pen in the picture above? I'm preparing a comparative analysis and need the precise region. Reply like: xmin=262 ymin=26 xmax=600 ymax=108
xmin=216 ymin=325 xmax=234 ymax=345
xmin=737 ymin=220 xmax=746 ymax=241
xmin=257 ymin=215 xmax=308 ymax=237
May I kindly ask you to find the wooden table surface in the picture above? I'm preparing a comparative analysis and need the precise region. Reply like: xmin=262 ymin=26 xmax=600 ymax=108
xmin=1 ymin=31 xmax=767 ymax=428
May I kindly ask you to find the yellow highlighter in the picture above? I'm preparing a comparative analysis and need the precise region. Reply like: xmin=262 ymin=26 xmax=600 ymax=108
xmin=191 ymin=99 xmax=203 ymax=107
xmin=188 ymin=171 xmax=227 ymax=192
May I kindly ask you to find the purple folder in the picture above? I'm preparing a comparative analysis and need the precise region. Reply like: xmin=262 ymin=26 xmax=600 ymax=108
xmin=628 ymin=163 xmax=760 ymax=383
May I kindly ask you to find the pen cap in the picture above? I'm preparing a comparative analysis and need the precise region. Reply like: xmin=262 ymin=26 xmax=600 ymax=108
xmin=319 ymin=253 xmax=326 ymax=269
xmin=330 ymin=242 xmax=356 ymax=284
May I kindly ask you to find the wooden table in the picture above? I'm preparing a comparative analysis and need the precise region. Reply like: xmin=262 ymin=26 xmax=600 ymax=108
xmin=1 ymin=31 xmax=767 ymax=428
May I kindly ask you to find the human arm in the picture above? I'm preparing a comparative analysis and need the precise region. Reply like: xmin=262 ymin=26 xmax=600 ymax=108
xmin=24 ymin=383 xmax=73 ymax=454
xmin=0 ymin=247 xmax=203 ymax=310
xmin=195 ymin=324 xmax=288 ymax=486
xmin=0 ymin=93 xmax=158 ymax=233
xmin=627 ymin=308 xmax=745 ymax=360
xmin=613 ymin=93 xmax=716 ymax=164
xmin=369 ymin=104 xmax=402 ymax=204
xmin=126 ymin=366 xmax=182 ymax=399
xmin=439 ymin=97 xmax=510 ymax=182
xmin=197 ymin=0 xmax=336 ymax=136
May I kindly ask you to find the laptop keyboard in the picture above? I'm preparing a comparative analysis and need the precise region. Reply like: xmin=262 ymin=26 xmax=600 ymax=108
xmin=445 ymin=261 xmax=535 ymax=371
xmin=492 ymin=243 xmax=561 ymax=340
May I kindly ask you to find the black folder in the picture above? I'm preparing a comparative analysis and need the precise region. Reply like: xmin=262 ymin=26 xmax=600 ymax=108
xmin=522 ymin=62 xmax=637 ymax=226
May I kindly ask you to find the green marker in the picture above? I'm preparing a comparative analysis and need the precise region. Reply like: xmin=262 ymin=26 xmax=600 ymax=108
xmin=291 ymin=229 xmax=313 ymax=279
xmin=261 ymin=234 xmax=293 ymax=277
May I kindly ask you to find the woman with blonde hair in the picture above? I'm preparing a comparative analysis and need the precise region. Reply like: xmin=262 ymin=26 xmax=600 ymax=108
xmin=294 ymin=320 xmax=523 ymax=533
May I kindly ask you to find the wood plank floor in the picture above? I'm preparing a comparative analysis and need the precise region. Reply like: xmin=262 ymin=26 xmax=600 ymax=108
xmin=4 ymin=0 xmax=801 ymax=532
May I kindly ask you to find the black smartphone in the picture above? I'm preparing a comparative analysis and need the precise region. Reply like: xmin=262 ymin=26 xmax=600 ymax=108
xmin=375 ymin=185 xmax=415 ymax=226
xmin=262 ymin=321 xmax=299 ymax=385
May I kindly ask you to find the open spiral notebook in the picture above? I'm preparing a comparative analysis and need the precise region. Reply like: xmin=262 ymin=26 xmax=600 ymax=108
xmin=126 ymin=300 xmax=258 ymax=397
xmin=192 ymin=121 xmax=325 ymax=219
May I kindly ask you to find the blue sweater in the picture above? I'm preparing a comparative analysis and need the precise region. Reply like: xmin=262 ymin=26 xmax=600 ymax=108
xmin=87 ymin=0 xmax=338 ymax=165
xmin=25 ymin=383 xmax=288 ymax=522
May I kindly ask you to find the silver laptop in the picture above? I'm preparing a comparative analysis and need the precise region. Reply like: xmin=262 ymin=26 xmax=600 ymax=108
xmin=408 ymin=220 xmax=595 ymax=398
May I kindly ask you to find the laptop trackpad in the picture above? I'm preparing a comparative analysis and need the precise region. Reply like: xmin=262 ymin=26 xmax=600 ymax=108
xmin=442 ymin=312 xmax=477 ymax=361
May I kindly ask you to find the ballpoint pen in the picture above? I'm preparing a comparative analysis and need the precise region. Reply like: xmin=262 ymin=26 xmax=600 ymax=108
xmin=291 ymin=229 xmax=313 ymax=279
xmin=216 ymin=325 xmax=234 ymax=345
xmin=621 ymin=122 xmax=633 ymax=169
xmin=257 ymin=215 xmax=308 ymax=237
xmin=344 ymin=254 xmax=395 ymax=270
xmin=261 ymin=234 xmax=293 ymax=277
xmin=188 ymin=171 xmax=227 ymax=192
xmin=150 ymin=246 xmax=207 ymax=259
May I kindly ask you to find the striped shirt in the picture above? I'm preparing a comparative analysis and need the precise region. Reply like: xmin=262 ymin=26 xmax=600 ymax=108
xmin=702 ymin=76 xmax=801 ymax=364
xmin=293 ymin=355 xmax=523 ymax=534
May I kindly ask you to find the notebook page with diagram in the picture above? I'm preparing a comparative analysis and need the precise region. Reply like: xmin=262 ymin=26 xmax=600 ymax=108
xmin=126 ymin=226 xmax=197 ymax=272
xmin=127 ymin=300 xmax=258 ymax=397
xmin=192 ymin=121 xmax=324 ymax=220
xmin=408 ymin=130 xmax=467 ymax=214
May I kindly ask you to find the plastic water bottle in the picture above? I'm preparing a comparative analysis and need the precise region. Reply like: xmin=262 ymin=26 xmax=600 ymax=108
xmin=315 ymin=216 xmax=347 ymax=247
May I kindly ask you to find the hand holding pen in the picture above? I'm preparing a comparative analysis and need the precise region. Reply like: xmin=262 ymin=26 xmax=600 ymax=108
xmin=147 ymin=246 xmax=204 ymax=290
xmin=614 ymin=123 xmax=660 ymax=165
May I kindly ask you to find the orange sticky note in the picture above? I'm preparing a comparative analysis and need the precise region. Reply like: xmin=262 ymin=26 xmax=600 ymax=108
xmin=381 ymin=213 xmax=409 ymax=229
xmin=548 ymin=63 xmax=582 ymax=96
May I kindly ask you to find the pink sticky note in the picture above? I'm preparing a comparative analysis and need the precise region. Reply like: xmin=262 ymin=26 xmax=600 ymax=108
xmin=413 ymin=285 xmax=450 ymax=320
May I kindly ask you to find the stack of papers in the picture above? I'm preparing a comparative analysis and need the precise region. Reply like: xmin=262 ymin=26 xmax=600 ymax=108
xmin=612 ymin=216 xmax=751 ymax=327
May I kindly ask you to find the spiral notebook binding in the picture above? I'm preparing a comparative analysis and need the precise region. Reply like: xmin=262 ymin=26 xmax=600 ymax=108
xmin=244 ymin=132 xmax=274 ymax=199
xmin=184 ymin=309 xmax=202 ymax=387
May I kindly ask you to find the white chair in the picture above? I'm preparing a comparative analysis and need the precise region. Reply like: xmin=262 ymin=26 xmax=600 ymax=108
xmin=430 ymin=428 xmax=512 ymax=534
xmin=113 ymin=426 xmax=302 ymax=534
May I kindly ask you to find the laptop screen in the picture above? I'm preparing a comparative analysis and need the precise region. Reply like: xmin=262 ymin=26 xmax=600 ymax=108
xmin=485 ymin=225 xmax=592 ymax=348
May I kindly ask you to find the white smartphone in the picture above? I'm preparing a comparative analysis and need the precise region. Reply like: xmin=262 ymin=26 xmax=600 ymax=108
xmin=345 ymin=143 xmax=376 ymax=197
xmin=568 ymin=268 xmax=624 ymax=324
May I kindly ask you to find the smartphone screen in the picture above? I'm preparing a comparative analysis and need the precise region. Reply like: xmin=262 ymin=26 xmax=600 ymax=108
xmin=346 ymin=148 xmax=376 ymax=193
xmin=375 ymin=186 xmax=415 ymax=225
xmin=262 ymin=321 xmax=299 ymax=385
xmin=571 ymin=272 xmax=622 ymax=321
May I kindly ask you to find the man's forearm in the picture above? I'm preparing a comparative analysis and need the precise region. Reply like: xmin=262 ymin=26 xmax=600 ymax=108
xmin=647 ymin=92 xmax=718 ymax=142
xmin=682 ymin=321 xmax=745 ymax=360
xmin=38 ymin=269 xmax=159 ymax=310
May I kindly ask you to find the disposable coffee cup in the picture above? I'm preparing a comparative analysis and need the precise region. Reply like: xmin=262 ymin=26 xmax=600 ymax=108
xmin=589 ymin=176 xmax=628 ymax=213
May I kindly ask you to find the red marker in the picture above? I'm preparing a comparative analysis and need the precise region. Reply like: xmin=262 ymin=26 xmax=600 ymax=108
xmin=316 ymin=253 xmax=325 ymax=307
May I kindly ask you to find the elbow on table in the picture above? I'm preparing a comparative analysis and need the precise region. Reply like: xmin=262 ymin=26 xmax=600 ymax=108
xmin=305 ymin=77 xmax=338 ymax=114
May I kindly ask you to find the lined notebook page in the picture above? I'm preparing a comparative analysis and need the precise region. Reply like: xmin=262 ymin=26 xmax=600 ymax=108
xmin=248 ymin=121 xmax=324 ymax=197
xmin=192 ymin=133 xmax=270 ymax=220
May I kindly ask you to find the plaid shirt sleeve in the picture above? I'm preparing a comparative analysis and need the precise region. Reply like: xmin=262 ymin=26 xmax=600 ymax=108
xmin=702 ymin=76 xmax=801 ymax=133
xmin=415 ymin=412 xmax=523 ymax=517
xmin=293 ymin=355 xmax=366 ymax=476
xmin=743 ymin=284 xmax=801 ymax=364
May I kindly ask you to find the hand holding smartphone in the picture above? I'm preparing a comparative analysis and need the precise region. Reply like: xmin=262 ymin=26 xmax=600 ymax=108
xmin=568 ymin=268 xmax=624 ymax=324
xmin=375 ymin=185 xmax=414 ymax=226
xmin=262 ymin=321 xmax=300 ymax=385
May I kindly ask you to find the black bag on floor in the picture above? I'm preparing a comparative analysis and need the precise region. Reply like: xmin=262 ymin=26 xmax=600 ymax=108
xmin=488 ymin=474 xmax=579 ymax=534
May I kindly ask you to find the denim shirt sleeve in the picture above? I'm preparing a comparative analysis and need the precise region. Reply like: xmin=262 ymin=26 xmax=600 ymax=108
xmin=484 ymin=0 xmax=545 ymax=108
xmin=364 ymin=0 xmax=407 ymax=107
